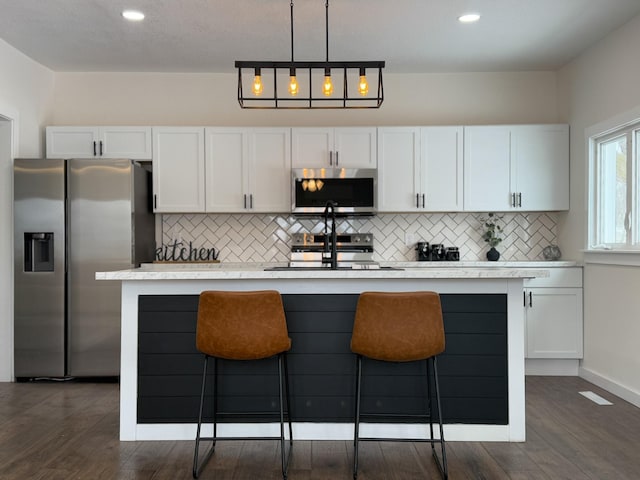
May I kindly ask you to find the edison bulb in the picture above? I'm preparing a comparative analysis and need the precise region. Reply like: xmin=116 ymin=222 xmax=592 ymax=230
xmin=252 ymin=69 xmax=263 ymax=96
xmin=289 ymin=75 xmax=299 ymax=96
xmin=322 ymin=69 xmax=333 ymax=96
xmin=358 ymin=75 xmax=369 ymax=96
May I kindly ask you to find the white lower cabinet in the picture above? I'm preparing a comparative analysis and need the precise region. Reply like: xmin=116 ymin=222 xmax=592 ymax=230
xmin=524 ymin=268 xmax=583 ymax=359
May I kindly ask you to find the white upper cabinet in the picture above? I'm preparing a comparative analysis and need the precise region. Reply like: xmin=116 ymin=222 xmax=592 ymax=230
xmin=463 ymin=124 xmax=569 ymax=211
xmin=291 ymin=127 xmax=376 ymax=168
xmin=152 ymin=127 xmax=205 ymax=213
xmin=205 ymin=128 xmax=291 ymax=213
xmin=463 ymin=126 xmax=512 ymax=211
xmin=511 ymin=125 xmax=570 ymax=211
xmin=46 ymin=126 xmax=152 ymax=159
xmin=378 ymin=126 xmax=463 ymax=212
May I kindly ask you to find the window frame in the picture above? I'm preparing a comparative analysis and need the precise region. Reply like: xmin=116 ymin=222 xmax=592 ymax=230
xmin=588 ymin=120 xmax=640 ymax=251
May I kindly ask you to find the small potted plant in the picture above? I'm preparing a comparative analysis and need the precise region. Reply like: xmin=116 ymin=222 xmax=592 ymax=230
xmin=480 ymin=213 xmax=503 ymax=261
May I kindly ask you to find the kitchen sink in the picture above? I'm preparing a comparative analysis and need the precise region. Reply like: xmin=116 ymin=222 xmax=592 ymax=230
xmin=263 ymin=266 xmax=404 ymax=271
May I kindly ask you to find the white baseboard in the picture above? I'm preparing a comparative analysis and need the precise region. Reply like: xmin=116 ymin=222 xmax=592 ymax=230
xmin=579 ymin=367 xmax=640 ymax=408
xmin=525 ymin=359 xmax=580 ymax=376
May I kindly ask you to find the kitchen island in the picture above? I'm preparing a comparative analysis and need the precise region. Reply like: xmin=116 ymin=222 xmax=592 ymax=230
xmin=97 ymin=263 xmax=552 ymax=443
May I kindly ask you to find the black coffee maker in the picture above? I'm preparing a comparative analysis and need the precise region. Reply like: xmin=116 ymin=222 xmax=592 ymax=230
xmin=416 ymin=242 xmax=430 ymax=261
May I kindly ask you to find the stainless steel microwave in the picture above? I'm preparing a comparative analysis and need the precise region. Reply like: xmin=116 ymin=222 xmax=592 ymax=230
xmin=291 ymin=168 xmax=377 ymax=216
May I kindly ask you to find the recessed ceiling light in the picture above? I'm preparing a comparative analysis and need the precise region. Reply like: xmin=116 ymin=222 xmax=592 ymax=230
xmin=122 ymin=10 xmax=145 ymax=21
xmin=458 ymin=13 xmax=480 ymax=23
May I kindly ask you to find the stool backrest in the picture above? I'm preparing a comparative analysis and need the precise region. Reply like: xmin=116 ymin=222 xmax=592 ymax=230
xmin=196 ymin=290 xmax=291 ymax=360
xmin=351 ymin=291 xmax=445 ymax=362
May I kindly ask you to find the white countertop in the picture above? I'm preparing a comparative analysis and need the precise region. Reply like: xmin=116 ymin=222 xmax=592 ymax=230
xmin=95 ymin=261 xmax=571 ymax=281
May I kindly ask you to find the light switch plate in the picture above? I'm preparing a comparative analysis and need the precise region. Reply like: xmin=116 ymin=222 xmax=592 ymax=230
xmin=404 ymin=233 xmax=415 ymax=246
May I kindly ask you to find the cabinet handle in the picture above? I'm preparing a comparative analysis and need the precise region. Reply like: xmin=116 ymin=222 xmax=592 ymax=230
xmin=99 ymin=140 xmax=103 ymax=156
xmin=335 ymin=151 xmax=339 ymax=166
xmin=518 ymin=192 xmax=522 ymax=208
xmin=244 ymin=194 xmax=247 ymax=209
xmin=154 ymin=194 xmax=157 ymax=210
xmin=529 ymin=291 xmax=533 ymax=307
xmin=422 ymin=194 xmax=425 ymax=208
xmin=93 ymin=141 xmax=97 ymax=156
xmin=511 ymin=192 xmax=516 ymax=207
xmin=416 ymin=193 xmax=420 ymax=208
xmin=523 ymin=291 xmax=526 ymax=307
xmin=250 ymin=194 xmax=253 ymax=209
xmin=329 ymin=151 xmax=333 ymax=166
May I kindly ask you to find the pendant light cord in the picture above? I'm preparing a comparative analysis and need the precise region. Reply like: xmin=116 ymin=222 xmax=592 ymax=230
xmin=290 ymin=1 xmax=295 ymax=62
xmin=325 ymin=0 xmax=329 ymax=62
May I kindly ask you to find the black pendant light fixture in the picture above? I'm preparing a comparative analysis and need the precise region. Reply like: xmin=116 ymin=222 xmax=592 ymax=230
xmin=235 ymin=0 xmax=385 ymax=109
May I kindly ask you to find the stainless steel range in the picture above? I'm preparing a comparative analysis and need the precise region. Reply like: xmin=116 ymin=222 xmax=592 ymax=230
xmin=289 ymin=232 xmax=379 ymax=268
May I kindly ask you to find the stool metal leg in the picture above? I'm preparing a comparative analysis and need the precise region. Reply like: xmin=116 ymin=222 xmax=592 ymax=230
xmin=193 ymin=355 xmax=216 ymax=479
xmin=193 ymin=354 xmax=292 ymax=479
xmin=282 ymin=353 xmax=294 ymax=446
xmin=431 ymin=356 xmax=448 ymax=479
xmin=353 ymin=355 xmax=362 ymax=479
xmin=278 ymin=353 xmax=293 ymax=479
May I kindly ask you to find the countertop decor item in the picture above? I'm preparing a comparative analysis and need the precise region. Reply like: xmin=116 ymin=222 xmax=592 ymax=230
xmin=542 ymin=245 xmax=562 ymax=260
xmin=480 ymin=212 xmax=503 ymax=261
xmin=235 ymin=0 xmax=385 ymax=109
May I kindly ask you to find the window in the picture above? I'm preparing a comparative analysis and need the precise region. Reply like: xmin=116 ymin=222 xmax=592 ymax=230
xmin=590 ymin=122 xmax=639 ymax=249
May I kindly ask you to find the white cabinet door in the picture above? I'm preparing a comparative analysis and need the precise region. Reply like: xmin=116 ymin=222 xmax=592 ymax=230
xmin=463 ymin=126 xmax=512 ymax=211
xmin=291 ymin=127 xmax=376 ymax=168
xmin=512 ymin=125 xmax=569 ymax=211
xmin=377 ymin=127 xmax=421 ymax=211
xmin=248 ymin=128 xmax=291 ymax=212
xmin=205 ymin=128 xmax=248 ymax=212
xmin=205 ymin=128 xmax=291 ymax=213
xmin=101 ymin=127 xmax=152 ymax=159
xmin=334 ymin=128 xmax=377 ymax=168
xmin=421 ymin=126 xmax=463 ymax=211
xmin=525 ymin=288 xmax=583 ymax=359
xmin=291 ymin=128 xmax=333 ymax=168
xmin=378 ymin=126 xmax=462 ymax=212
xmin=152 ymin=127 xmax=205 ymax=213
xmin=46 ymin=126 xmax=152 ymax=159
xmin=46 ymin=127 xmax=98 ymax=158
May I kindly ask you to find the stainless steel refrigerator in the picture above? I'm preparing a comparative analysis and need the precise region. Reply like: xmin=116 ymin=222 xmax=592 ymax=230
xmin=14 ymin=158 xmax=155 ymax=378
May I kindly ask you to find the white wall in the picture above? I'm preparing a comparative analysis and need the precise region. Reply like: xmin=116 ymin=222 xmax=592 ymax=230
xmin=558 ymin=14 xmax=640 ymax=404
xmin=50 ymin=71 xmax=560 ymax=126
xmin=0 ymin=39 xmax=55 ymax=381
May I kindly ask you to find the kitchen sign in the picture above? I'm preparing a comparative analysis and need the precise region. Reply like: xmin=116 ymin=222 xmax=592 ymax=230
xmin=155 ymin=241 xmax=219 ymax=263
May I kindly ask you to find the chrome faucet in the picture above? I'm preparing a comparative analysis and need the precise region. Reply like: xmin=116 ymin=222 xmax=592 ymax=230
xmin=322 ymin=200 xmax=338 ymax=270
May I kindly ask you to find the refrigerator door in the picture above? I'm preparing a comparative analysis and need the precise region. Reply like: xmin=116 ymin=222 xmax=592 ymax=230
xmin=67 ymin=158 xmax=135 ymax=376
xmin=14 ymin=159 xmax=66 ymax=377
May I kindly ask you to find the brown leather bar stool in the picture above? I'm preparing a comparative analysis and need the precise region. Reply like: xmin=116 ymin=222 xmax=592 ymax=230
xmin=351 ymin=291 xmax=448 ymax=479
xmin=192 ymin=290 xmax=293 ymax=479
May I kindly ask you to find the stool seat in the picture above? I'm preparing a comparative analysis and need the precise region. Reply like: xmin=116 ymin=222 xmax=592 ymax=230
xmin=196 ymin=290 xmax=291 ymax=360
xmin=351 ymin=291 xmax=448 ymax=479
xmin=351 ymin=291 xmax=445 ymax=362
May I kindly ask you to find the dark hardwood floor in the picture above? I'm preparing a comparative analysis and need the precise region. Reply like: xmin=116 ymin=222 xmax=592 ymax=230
xmin=1 ymin=376 xmax=639 ymax=479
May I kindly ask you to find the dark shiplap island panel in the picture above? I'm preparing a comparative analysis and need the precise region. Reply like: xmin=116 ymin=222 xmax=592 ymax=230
xmin=137 ymin=293 xmax=507 ymax=424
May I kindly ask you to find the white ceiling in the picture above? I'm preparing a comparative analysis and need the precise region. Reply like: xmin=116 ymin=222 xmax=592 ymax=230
xmin=0 ymin=0 xmax=639 ymax=74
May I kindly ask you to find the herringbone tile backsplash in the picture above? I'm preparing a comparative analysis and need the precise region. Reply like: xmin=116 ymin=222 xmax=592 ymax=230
xmin=162 ymin=212 xmax=559 ymax=262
